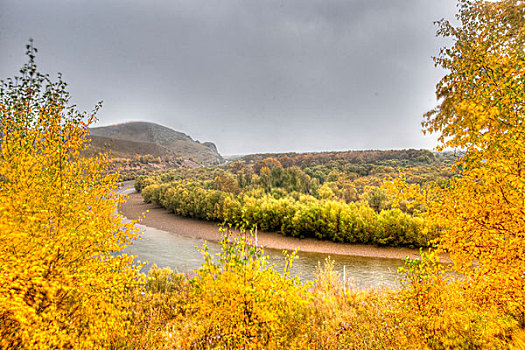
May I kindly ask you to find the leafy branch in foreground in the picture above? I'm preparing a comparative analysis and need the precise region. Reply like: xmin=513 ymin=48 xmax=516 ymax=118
xmin=388 ymin=0 xmax=525 ymax=339
xmin=0 ymin=41 xmax=141 ymax=348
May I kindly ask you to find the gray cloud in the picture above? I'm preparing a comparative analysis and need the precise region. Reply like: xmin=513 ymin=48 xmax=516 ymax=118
xmin=0 ymin=0 xmax=458 ymax=155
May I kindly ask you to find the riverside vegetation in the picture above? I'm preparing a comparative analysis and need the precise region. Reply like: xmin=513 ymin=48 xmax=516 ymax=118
xmin=2 ymin=0 xmax=525 ymax=348
xmin=134 ymin=150 xmax=453 ymax=248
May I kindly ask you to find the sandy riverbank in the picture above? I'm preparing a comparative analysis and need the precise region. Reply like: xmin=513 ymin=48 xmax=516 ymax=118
xmin=118 ymin=184 xmax=446 ymax=261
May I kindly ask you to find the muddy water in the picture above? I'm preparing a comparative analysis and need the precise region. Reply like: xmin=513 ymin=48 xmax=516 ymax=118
xmin=127 ymin=223 xmax=406 ymax=289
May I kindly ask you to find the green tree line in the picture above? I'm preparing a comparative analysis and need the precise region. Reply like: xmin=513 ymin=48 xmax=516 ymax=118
xmin=135 ymin=176 xmax=434 ymax=247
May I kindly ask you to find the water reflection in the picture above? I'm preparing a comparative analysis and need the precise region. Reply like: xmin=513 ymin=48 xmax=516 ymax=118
xmin=126 ymin=224 xmax=406 ymax=289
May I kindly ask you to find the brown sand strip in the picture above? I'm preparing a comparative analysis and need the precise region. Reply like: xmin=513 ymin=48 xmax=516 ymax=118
xmin=119 ymin=188 xmax=447 ymax=261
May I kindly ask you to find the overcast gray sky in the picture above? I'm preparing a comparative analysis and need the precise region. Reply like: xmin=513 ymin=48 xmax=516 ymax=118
xmin=0 ymin=0 xmax=458 ymax=155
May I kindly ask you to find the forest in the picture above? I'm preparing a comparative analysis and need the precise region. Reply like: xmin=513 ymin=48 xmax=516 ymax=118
xmin=134 ymin=150 xmax=455 ymax=247
xmin=1 ymin=0 xmax=524 ymax=348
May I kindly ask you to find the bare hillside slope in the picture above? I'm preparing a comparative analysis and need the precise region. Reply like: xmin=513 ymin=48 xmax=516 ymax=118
xmin=89 ymin=121 xmax=223 ymax=165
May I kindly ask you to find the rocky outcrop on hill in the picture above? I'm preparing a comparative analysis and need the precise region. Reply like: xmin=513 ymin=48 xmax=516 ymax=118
xmin=89 ymin=121 xmax=223 ymax=165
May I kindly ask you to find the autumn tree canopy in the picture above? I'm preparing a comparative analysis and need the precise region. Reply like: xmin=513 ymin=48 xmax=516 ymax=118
xmin=0 ymin=42 xmax=141 ymax=348
xmin=391 ymin=0 xmax=525 ymax=325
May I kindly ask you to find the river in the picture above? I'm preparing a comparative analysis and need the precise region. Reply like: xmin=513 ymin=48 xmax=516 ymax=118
xmin=118 ymin=181 xmax=409 ymax=288
xmin=126 ymin=222 xmax=407 ymax=289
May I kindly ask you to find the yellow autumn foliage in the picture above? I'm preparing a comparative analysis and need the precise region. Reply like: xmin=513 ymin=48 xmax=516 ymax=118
xmin=386 ymin=0 xmax=525 ymax=343
xmin=0 ymin=42 xmax=141 ymax=348
xmin=4 ymin=0 xmax=525 ymax=347
xmin=426 ymin=0 xmax=525 ymax=321
xmin=167 ymin=229 xmax=312 ymax=349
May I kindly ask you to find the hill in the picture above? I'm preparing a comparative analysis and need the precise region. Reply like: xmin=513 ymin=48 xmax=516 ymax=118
xmin=89 ymin=121 xmax=223 ymax=165
xmin=87 ymin=135 xmax=174 ymax=159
